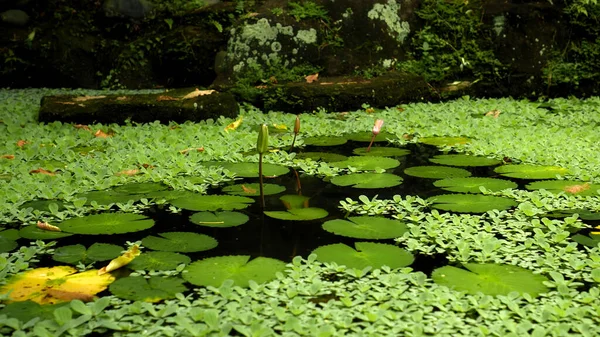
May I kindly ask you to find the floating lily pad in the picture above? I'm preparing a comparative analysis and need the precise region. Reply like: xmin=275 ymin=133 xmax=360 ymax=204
xmin=127 ymin=251 xmax=191 ymax=271
xmin=222 ymin=183 xmax=285 ymax=196
xmin=109 ymin=276 xmax=187 ymax=303
xmin=525 ymin=180 xmax=600 ymax=196
xmin=495 ymin=165 xmax=569 ymax=179
xmin=52 ymin=243 xmax=123 ymax=265
xmin=58 ymin=213 xmax=154 ymax=235
xmin=170 ymin=194 xmax=254 ymax=211
xmin=0 ymin=229 xmax=19 ymax=253
xmin=433 ymin=177 xmax=517 ymax=193
xmin=142 ymin=232 xmax=217 ymax=252
xmin=419 ymin=136 xmax=470 ymax=146
xmin=428 ymin=194 xmax=517 ymax=213
xmin=404 ymin=166 xmax=472 ymax=179
xmin=221 ymin=162 xmax=289 ymax=178
xmin=303 ymin=136 xmax=347 ymax=146
xmin=112 ymin=182 xmax=167 ymax=194
xmin=294 ymin=152 xmax=348 ymax=162
xmin=312 ymin=242 xmax=414 ymax=270
xmin=432 ymin=263 xmax=549 ymax=297
xmin=280 ymin=195 xmax=310 ymax=209
xmin=544 ymin=209 xmax=600 ymax=221
xmin=353 ymin=147 xmax=410 ymax=157
xmin=20 ymin=200 xmax=67 ymax=211
xmin=19 ymin=225 xmax=73 ymax=240
xmin=322 ymin=216 xmax=408 ymax=239
xmin=330 ymin=173 xmax=403 ymax=189
xmin=346 ymin=131 xmax=394 ymax=142
xmin=264 ymin=208 xmax=328 ymax=221
xmin=429 ymin=154 xmax=501 ymax=167
xmin=572 ymin=234 xmax=600 ymax=248
xmin=74 ymin=190 xmax=141 ymax=205
xmin=183 ymin=255 xmax=286 ymax=287
xmin=189 ymin=211 xmax=249 ymax=228
xmin=331 ymin=156 xmax=400 ymax=171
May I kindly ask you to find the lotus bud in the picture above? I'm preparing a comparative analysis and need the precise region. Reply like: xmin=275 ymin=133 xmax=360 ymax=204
xmin=257 ymin=124 xmax=269 ymax=155
xmin=372 ymin=119 xmax=384 ymax=136
xmin=294 ymin=115 xmax=301 ymax=134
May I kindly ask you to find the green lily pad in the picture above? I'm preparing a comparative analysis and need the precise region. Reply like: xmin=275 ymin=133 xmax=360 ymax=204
xmin=429 ymin=154 xmax=501 ymax=167
xmin=312 ymin=242 xmax=414 ymax=270
xmin=20 ymin=200 xmax=67 ymax=211
xmin=331 ymin=156 xmax=400 ymax=171
xmin=494 ymin=165 xmax=569 ymax=179
xmin=303 ymin=136 xmax=347 ymax=146
xmin=280 ymin=195 xmax=310 ymax=209
xmin=404 ymin=166 xmax=472 ymax=179
xmin=170 ymin=194 xmax=254 ymax=211
xmin=0 ymin=229 xmax=19 ymax=253
xmin=330 ymin=173 xmax=403 ymax=189
xmin=544 ymin=209 xmax=600 ymax=221
xmin=352 ymin=147 xmax=410 ymax=157
xmin=572 ymin=234 xmax=600 ymax=248
xmin=419 ymin=136 xmax=470 ymax=146
xmin=127 ymin=251 xmax=191 ymax=271
xmin=112 ymin=182 xmax=168 ymax=194
xmin=74 ymin=190 xmax=140 ymax=205
xmin=264 ymin=208 xmax=328 ymax=221
xmin=433 ymin=177 xmax=517 ymax=193
xmin=322 ymin=216 xmax=408 ymax=239
xmin=294 ymin=152 xmax=348 ymax=162
xmin=428 ymin=194 xmax=517 ymax=213
xmin=19 ymin=225 xmax=74 ymax=240
xmin=189 ymin=211 xmax=249 ymax=228
xmin=222 ymin=183 xmax=285 ymax=196
xmin=142 ymin=232 xmax=218 ymax=252
xmin=58 ymin=213 xmax=154 ymax=235
xmin=52 ymin=243 xmax=123 ymax=265
xmin=109 ymin=276 xmax=187 ymax=303
xmin=346 ymin=131 xmax=395 ymax=142
xmin=432 ymin=263 xmax=549 ymax=297
xmin=183 ymin=255 xmax=286 ymax=287
xmin=525 ymin=180 xmax=600 ymax=196
xmin=221 ymin=162 xmax=289 ymax=178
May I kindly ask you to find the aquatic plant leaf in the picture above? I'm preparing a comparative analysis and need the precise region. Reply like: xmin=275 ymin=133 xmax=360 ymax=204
xmin=294 ymin=152 xmax=348 ymax=162
xmin=52 ymin=243 xmax=123 ymax=265
xmin=70 ymin=145 xmax=105 ymax=155
xmin=170 ymin=194 xmax=254 ymax=211
xmin=28 ymin=160 xmax=66 ymax=171
xmin=222 ymin=183 xmax=285 ymax=196
xmin=428 ymin=194 xmax=517 ymax=213
xmin=189 ymin=211 xmax=249 ymax=228
xmin=0 ymin=266 xmax=115 ymax=304
xmin=312 ymin=242 xmax=414 ymax=270
xmin=419 ymin=136 xmax=470 ymax=146
xmin=19 ymin=225 xmax=73 ymax=240
xmin=280 ymin=194 xmax=310 ymax=209
xmin=98 ymin=245 xmax=141 ymax=275
xmin=572 ymin=234 xmax=600 ymax=248
xmin=404 ymin=166 xmax=471 ymax=179
xmin=0 ymin=301 xmax=67 ymax=322
xmin=432 ymin=263 xmax=549 ymax=297
xmin=109 ymin=276 xmax=187 ymax=303
xmin=494 ymin=164 xmax=569 ymax=179
xmin=183 ymin=256 xmax=286 ymax=287
xmin=0 ymin=229 xmax=19 ymax=253
xmin=112 ymin=182 xmax=167 ymax=194
xmin=544 ymin=209 xmax=600 ymax=221
xmin=127 ymin=251 xmax=191 ymax=271
xmin=20 ymin=200 xmax=66 ymax=211
xmin=74 ymin=190 xmax=141 ymax=205
xmin=331 ymin=156 xmax=400 ymax=170
xmin=142 ymin=232 xmax=218 ymax=252
xmin=330 ymin=173 xmax=403 ymax=189
xmin=322 ymin=216 xmax=408 ymax=239
xmin=346 ymin=131 xmax=394 ymax=142
xmin=429 ymin=154 xmax=501 ymax=167
xmin=353 ymin=147 xmax=410 ymax=157
xmin=525 ymin=180 xmax=600 ymax=196
xmin=303 ymin=136 xmax=347 ymax=146
xmin=57 ymin=213 xmax=154 ymax=235
xmin=221 ymin=162 xmax=289 ymax=178
xmin=264 ymin=208 xmax=328 ymax=221
xmin=434 ymin=177 xmax=517 ymax=193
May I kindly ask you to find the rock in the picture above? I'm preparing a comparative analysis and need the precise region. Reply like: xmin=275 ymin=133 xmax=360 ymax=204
xmin=0 ymin=9 xmax=29 ymax=26
xmin=103 ymin=0 xmax=154 ymax=19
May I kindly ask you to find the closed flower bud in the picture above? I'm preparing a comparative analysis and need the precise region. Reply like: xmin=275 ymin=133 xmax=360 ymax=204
xmin=257 ymin=124 xmax=269 ymax=154
xmin=372 ymin=119 xmax=384 ymax=135
xmin=294 ymin=115 xmax=301 ymax=134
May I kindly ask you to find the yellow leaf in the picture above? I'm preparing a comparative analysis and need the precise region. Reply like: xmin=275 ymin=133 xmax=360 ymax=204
xmin=36 ymin=221 xmax=61 ymax=231
xmin=224 ymin=116 xmax=243 ymax=132
xmin=272 ymin=123 xmax=287 ymax=130
xmin=98 ymin=244 xmax=141 ymax=275
xmin=182 ymin=88 xmax=215 ymax=100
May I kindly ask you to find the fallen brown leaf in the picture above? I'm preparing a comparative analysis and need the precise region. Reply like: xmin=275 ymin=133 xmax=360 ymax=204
xmin=116 ymin=96 xmax=128 ymax=101
xmin=485 ymin=109 xmax=501 ymax=118
xmin=30 ymin=168 xmax=56 ymax=176
xmin=564 ymin=183 xmax=590 ymax=194
xmin=305 ymin=73 xmax=319 ymax=83
xmin=365 ymin=107 xmax=375 ymax=114
xmin=241 ymin=185 xmax=257 ymax=194
xmin=94 ymin=130 xmax=113 ymax=138
xmin=72 ymin=95 xmax=106 ymax=102
xmin=181 ymin=88 xmax=215 ymax=100
xmin=1 ymin=154 xmax=15 ymax=159
xmin=157 ymin=95 xmax=178 ymax=101
xmin=37 ymin=221 xmax=61 ymax=232
xmin=179 ymin=147 xmax=205 ymax=154
xmin=74 ymin=124 xmax=91 ymax=131
xmin=45 ymin=289 xmax=95 ymax=302
xmin=115 ymin=169 xmax=140 ymax=176
xmin=17 ymin=140 xmax=28 ymax=147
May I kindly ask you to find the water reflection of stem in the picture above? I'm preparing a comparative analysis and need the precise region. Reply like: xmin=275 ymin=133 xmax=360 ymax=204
xmin=259 ymin=153 xmax=265 ymax=208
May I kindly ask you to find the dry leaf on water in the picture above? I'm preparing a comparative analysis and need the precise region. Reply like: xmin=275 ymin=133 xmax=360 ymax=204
xmin=16 ymin=140 xmax=28 ymax=147
xmin=74 ymin=124 xmax=91 ymax=131
xmin=485 ymin=109 xmax=501 ymax=118
xmin=224 ymin=116 xmax=243 ymax=132
xmin=563 ymin=183 xmax=590 ymax=194
xmin=181 ymin=88 xmax=215 ymax=100
xmin=37 ymin=221 xmax=61 ymax=231
xmin=157 ymin=95 xmax=178 ymax=101
xmin=241 ymin=185 xmax=257 ymax=194
xmin=72 ymin=95 xmax=106 ymax=102
xmin=179 ymin=147 xmax=205 ymax=154
xmin=115 ymin=169 xmax=140 ymax=176
xmin=94 ymin=130 xmax=113 ymax=138
xmin=30 ymin=168 xmax=56 ymax=176
xmin=98 ymin=244 xmax=141 ymax=275
xmin=305 ymin=73 xmax=319 ymax=83
xmin=1 ymin=154 xmax=14 ymax=159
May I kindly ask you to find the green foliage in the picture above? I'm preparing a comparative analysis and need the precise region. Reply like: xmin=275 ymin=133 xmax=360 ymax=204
xmin=264 ymin=207 xmax=328 ymax=221
xmin=288 ymin=1 xmax=329 ymax=22
xmin=404 ymin=165 xmax=471 ymax=179
xmin=183 ymin=255 xmax=286 ymax=287
xmin=141 ymin=232 xmax=218 ymax=252
xmin=312 ymin=242 xmax=414 ymax=270
xmin=330 ymin=172 xmax=403 ymax=189
xmin=427 ymin=194 xmax=518 ymax=213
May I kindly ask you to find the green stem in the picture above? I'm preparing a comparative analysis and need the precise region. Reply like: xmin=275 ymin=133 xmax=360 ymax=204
xmin=259 ymin=153 xmax=265 ymax=208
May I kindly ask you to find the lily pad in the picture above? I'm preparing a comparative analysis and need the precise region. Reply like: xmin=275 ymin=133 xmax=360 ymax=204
xmin=322 ymin=216 xmax=408 ymax=239
xmin=109 ymin=276 xmax=187 ymax=303
xmin=404 ymin=166 xmax=472 ymax=179
xmin=127 ymin=251 xmax=191 ymax=271
xmin=74 ymin=190 xmax=141 ymax=205
xmin=19 ymin=225 xmax=74 ymax=240
xmin=572 ymin=234 xmax=600 ymax=248
xmin=331 ymin=156 xmax=400 ymax=171
xmin=183 ymin=255 xmax=286 ymax=287
xmin=303 ymin=136 xmax=347 ymax=146
xmin=264 ymin=208 xmax=328 ymax=221
xmin=429 ymin=154 xmax=501 ymax=167
xmin=20 ymin=200 xmax=67 ymax=211
xmin=189 ymin=211 xmax=249 ymax=228
xmin=525 ymin=180 xmax=600 ymax=196
xmin=52 ymin=243 xmax=123 ymax=265
xmin=112 ymin=182 xmax=168 ymax=194
xmin=170 ymin=194 xmax=254 ymax=211
xmin=221 ymin=162 xmax=289 ymax=178
xmin=280 ymin=194 xmax=310 ymax=209
xmin=330 ymin=173 xmax=403 ymax=189
xmin=432 ymin=263 xmax=549 ymax=297
xmin=142 ymin=232 xmax=217 ymax=252
xmin=346 ymin=131 xmax=395 ymax=142
xmin=419 ymin=136 xmax=470 ymax=146
xmin=544 ymin=209 xmax=600 ymax=221
xmin=312 ymin=242 xmax=414 ymax=270
xmin=433 ymin=177 xmax=517 ymax=193
xmin=495 ymin=165 xmax=569 ymax=179
xmin=58 ymin=213 xmax=154 ymax=235
xmin=0 ymin=229 xmax=19 ymax=253
xmin=295 ymin=152 xmax=348 ymax=162
xmin=428 ymin=194 xmax=517 ymax=213
xmin=353 ymin=147 xmax=410 ymax=157
xmin=222 ymin=183 xmax=285 ymax=196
